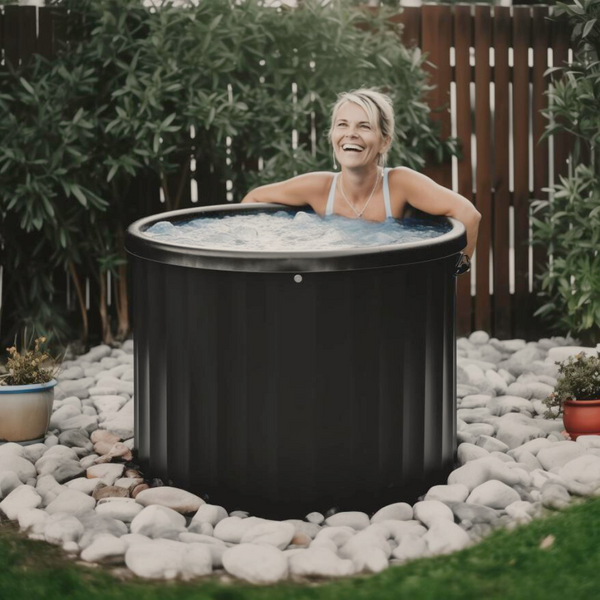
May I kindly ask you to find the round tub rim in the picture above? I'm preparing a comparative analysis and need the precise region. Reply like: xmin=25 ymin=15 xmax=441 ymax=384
xmin=125 ymin=203 xmax=467 ymax=273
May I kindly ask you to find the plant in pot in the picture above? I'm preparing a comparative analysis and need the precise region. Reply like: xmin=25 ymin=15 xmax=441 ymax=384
xmin=543 ymin=351 xmax=600 ymax=440
xmin=0 ymin=337 xmax=62 ymax=445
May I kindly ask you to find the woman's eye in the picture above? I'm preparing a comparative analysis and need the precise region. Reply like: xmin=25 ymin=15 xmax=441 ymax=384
xmin=361 ymin=124 xmax=371 ymax=129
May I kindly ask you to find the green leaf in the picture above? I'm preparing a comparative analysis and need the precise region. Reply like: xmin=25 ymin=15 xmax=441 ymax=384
xmin=70 ymin=184 xmax=87 ymax=207
xmin=161 ymin=113 xmax=177 ymax=129
xmin=583 ymin=19 xmax=597 ymax=39
xmin=107 ymin=164 xmax=119 ymax=183
xmin=209 ymin=14 xmax=223 ymax=31
xmin=42 ymin=196 xmax=55 ymax=218
xmin=73 ymin=107 xmax=84 ymax=124
xmin=19 ymin=78 xmax=34 ymax=94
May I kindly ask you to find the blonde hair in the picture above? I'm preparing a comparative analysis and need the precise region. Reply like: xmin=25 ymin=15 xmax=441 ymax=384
xmin=328 ymin=88 xmax=395 ymax=167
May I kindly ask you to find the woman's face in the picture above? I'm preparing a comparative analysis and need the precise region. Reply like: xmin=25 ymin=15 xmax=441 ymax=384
xmin=331 ymin=102 xmax=387 ymax=169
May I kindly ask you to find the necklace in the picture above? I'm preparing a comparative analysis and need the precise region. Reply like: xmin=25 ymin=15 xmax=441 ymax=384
xmin=339 ymin=169 xmax=381 ymax=218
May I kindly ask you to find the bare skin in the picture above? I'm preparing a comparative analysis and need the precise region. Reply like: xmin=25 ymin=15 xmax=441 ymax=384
xmin=241 ymin=102 xmax=482 ymax=258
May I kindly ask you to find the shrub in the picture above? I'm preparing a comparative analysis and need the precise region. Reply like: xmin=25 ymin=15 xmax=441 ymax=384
xmin=532 ymin=0 xmax=600 ymax=342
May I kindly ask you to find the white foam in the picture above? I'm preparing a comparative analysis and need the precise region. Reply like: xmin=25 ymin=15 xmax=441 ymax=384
xmin=145 ymin=211 xmax=450 ymax=252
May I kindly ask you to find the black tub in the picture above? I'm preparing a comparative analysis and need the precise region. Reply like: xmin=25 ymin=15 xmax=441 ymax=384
xmin=126 ymin=204 xmax=467 ymax=519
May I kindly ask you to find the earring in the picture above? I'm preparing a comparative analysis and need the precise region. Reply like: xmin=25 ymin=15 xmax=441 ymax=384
xmin=332 ymin=151 xmax=337 ymax=170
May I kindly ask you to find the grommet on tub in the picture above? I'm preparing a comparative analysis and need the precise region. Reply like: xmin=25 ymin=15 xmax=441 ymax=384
xmin=294 ymin=274 xmax=303 ymax=283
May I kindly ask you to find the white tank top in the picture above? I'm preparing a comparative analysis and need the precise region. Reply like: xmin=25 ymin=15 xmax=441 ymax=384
xmin=325 ymin=167 xmax=393 ymax=219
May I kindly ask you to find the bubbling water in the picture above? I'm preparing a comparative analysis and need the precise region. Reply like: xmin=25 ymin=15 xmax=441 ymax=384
xmin=145 ymin=210 xmax=451 ymax=252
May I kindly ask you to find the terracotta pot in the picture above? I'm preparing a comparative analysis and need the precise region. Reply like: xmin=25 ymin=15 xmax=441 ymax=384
xmin=0 ymin=379 xmax=56 ymax=445
xmin=563 ymin=398 xmax=600 ymax=441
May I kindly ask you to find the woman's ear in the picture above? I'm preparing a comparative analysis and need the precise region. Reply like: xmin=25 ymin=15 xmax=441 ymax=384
xmin=381 ymin=136 xmax=392 ymax=155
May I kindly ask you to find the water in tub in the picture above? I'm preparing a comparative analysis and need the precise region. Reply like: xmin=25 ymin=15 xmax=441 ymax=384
xmin=144 ymin=210 xmax=451 ymax=251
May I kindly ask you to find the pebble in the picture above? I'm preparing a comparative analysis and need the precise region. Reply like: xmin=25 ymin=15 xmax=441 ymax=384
xmin=46 ymin=489 xmax=96 ymax=516
xmin=222 ymin=544 xmax=288 ymax=584
xmin=240 ymin=521 xmax=296 ymax=550
xmin=92 ymin=485 xmax=129 ymax=500
xmin=0 ymin=455 xmax=38 ymax=483
xmin=0 ymin=485 xmax=42 ymax=520
xmin=18 ymin=508 xmax=48 ymax=532
xmin=423 ymin=520 xmax=472 ymax=555
xmin=80 ymin=534 xmax=127 ymax=563
xmin=466 ymin=480 xmax=522 ymax=509
xmin=392 ymin=534 xmax=430 ymax=562
xmin=135 ymin=486 xmax=204 ymax=514
xmin=412 ymin=501 xmax=454 ymax=527
xmin=536 ymin=442 xmax=585 ymax=470
xmin=541 ymin=481 xmax=571 ymax=510
xmin=425 ymin=484 xmax=470 ymax=503
xmin=289 ymin=547 xmax=355 ymax=577
xmin=65 ymin=477 xmax=104 ymax=495
xmin=44 ymin=514 xmax=84 ymax=546
xmin=191 ymin=503 xmax=228 ymax=527
xmin=324 ymin=511 xmax=370 ymax=530
xmin=445 ymin=501 xmax=501 ymax=524
xmin=0 ymin=471 xmax=22 ymax=500
xmin=214 ymin=516 xmax=269 ymax=544
xmin=58 ymin=430 xmax=92 ymax=451
xmin=306 ymin=511 xmax=324 ymax=524
xmin=130 ymin=505 xmax=187 ymax=538
xmin=86 ymin=464 xmax=125 ymax=485
xmin=96 ymin=498 xmax=144 ymax=522
xmin=91 ymin=430 xmax=121 ymax=445
xmin=125 ymin=539 xmax=187 ymax=579
xmin=371 ymin=502 xmax=413 ymax=523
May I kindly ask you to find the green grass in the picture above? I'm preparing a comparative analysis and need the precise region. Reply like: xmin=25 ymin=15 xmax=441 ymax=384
xmin=1 ymin=496 xmax=600 ymax=600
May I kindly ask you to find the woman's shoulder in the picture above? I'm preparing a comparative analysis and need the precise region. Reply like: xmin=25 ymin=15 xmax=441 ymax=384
xmin=289 ymin=171 xmax=336 ymax=194
xmin=387 ymin=166 xmax=432 ymax=190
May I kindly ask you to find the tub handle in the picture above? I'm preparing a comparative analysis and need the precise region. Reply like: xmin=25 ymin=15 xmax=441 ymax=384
xmin=454 ymin=253 xmax=471 ymax=276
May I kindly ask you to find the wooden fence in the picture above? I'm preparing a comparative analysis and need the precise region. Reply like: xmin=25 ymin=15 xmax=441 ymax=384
xmin=0 ymin=4 xmax=573 ymax=343
xmin=394 ymin=4 xmax=572 ymax=340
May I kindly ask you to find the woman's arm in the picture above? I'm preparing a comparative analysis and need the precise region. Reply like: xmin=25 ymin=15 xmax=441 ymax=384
xmin=390 ymin=168 xmax=482 ymax=258
xmin=240 ymin=172 xmax=329 ymax=208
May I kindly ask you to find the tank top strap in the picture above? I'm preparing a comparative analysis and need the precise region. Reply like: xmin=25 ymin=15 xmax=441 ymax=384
xmin=382 ymin=167 xmax=392 ymax=219
xmin=325 ymin=173 xmax=338 ymax=216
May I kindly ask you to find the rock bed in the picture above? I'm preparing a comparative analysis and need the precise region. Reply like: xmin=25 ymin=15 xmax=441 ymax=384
xmin=1 ymin=333 xmax=600 ymax=583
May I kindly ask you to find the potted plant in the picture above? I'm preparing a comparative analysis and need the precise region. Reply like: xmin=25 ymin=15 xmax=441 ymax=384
xmin=543 ymin=352 xmax=600 ymax=440
xmin=0 ymin=337 xmax=62 ymax=445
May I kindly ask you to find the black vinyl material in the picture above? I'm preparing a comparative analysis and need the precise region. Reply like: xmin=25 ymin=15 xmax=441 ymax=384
xmin=126 ymin=204 xmax=466 ymax=519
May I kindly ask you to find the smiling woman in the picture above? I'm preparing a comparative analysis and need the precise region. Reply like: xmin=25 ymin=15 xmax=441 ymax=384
xmin=241 ymin=88 xmax=481 ymax=259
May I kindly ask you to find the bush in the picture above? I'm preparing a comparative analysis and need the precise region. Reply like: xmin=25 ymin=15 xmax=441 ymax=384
xmin=532 ymin=0 xmax=600 ymax=342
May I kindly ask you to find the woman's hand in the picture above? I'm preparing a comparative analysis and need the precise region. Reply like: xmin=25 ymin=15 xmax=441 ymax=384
xmin=390 ymin=168 xmax=482 ymax=258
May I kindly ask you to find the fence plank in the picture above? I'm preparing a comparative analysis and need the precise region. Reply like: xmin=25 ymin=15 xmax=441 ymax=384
xmin=493 ymin=6 xmax=512 ymax=339
xmin=551 ymin=12 xmax=572 ymax=183
xmin=3 ymin=6 xmax=20 ymax=69
xmin=421 ymin=4 xmax=452 ymax=189
xmin=531 ymin=6 xmax=550 ymax=335
xmin=512 ymin=7 xmax=531 ymax=339
xmin=37 ymin=7 xmax=55 ymax=59
xmin=18 ymin=5 xmax=36 ymax=68
xmin=396 ymin=7 xmax=420 ymax=48
xmin=473 ymin=5 xmax=492 ymax=333
xmin=454 ymin=4 xmax=473 ymax=336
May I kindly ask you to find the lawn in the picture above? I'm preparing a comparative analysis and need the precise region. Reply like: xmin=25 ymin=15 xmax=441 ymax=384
xmin=1 ymin=494 xmax=599 ymax=600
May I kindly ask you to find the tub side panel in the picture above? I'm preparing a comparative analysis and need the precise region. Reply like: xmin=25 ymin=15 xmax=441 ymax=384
xmin=132 ymin=254 xmax=459 ymax=518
